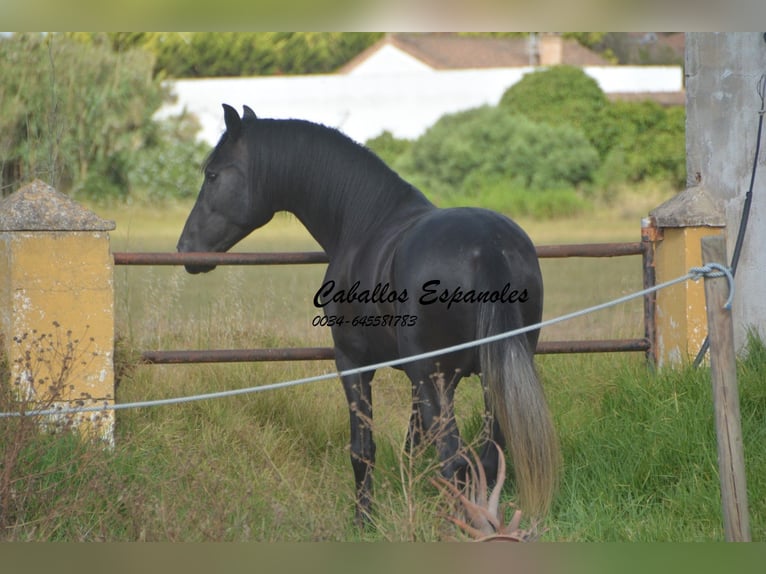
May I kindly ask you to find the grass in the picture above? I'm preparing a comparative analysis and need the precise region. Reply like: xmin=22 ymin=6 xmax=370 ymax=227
xmin=1 ymin=194 xmax=765 ymax=541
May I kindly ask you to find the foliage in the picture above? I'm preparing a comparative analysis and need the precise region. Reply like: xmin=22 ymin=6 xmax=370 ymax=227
xmin=561 ymin=33 xmax=618 ymax=64
xmin=364 ymin=131 xmax=412 ymax=167
xmin=499 ymin=65 xmax=614 ymax=158
xmin=1 ymin=32 xmax=685 ymax=210
xmin=603 ymin=101 xmax=686 ymax=188
xmin=126 ymin=112 xmax=209 ymax=204
xmin=391 ymin=105 xmax=599 ymax=217
xmin=499 ymin=66 xmax=685 ymax=198
xmin=0 ymin=33 xmax=211 ymax=204
xmin=362 ymin=66 xmax=684 ymax=219
xmin=0 ymin=33 xmax=171 ymax=200
xmin=436 ymin=183 xmax=591 ymax=220
xmin=70 ymin=32 xmax=384 ymax=78
xmin=72 ymin=33 xmax=622 ymax=79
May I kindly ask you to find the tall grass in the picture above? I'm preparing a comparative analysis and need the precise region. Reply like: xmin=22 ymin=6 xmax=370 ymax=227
xmin=1 ymin=202 xmax=764 ymax=541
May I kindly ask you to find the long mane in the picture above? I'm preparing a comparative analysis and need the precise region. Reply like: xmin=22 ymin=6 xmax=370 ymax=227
xmin=242 ymin=118 xmax=434 ymax=233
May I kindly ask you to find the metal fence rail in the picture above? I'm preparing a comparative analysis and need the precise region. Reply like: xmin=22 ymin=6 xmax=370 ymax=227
xmin=113 ymin=242 xmax=645 ymax=267
xmin=114 ymin=239 xmax=655 ymax=365
xmin=136 ymin=338 xmax=651 ymax=365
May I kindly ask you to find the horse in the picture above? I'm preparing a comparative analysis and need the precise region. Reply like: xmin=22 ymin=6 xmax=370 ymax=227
xmin=177 ymin=104 xmax=560 ymax=526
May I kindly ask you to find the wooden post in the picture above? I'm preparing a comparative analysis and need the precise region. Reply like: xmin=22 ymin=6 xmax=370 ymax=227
xmin=700 ymin=235 xmax=750 ymax=542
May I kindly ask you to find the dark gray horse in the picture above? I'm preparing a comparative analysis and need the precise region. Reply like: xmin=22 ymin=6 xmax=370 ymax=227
xmin=178 ymin=104 xmax=560 ymax=525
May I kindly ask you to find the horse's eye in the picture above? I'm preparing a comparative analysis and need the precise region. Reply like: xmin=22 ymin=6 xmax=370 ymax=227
xmin=205 ymin=171 xmax=218 ymax=182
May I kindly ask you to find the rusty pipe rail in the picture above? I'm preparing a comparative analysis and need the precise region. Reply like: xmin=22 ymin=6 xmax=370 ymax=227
xmin=112 ymin=242 xmax=644 ymax=267
xmin=116 ymin=237 xmax=656 ymax=366
xmin=138 ymin=338 xmax=650 ymax=364
xmin=113 ymin=251 xmax=329 ymax=266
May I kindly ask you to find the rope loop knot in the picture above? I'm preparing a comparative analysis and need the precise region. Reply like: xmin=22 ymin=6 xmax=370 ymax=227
xmin=689 ymin=263 xmax=735 ymax=310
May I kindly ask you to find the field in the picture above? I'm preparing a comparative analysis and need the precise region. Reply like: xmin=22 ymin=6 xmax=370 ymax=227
xmin=1 ymin=197 xmax=765 ymax=542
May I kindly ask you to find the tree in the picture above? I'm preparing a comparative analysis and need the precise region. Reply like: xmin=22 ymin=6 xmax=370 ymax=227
xmin=70 ymin=32 xmax=384 ymax=78
xmin=499 ymin=65 xmax=615 ymax=158
xmin=0 ymin=33 xmax=171 ymax=199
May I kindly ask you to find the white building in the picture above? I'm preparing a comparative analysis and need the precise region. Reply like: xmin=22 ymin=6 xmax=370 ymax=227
xmin=159 ymin=33 xmax=684 ymax=146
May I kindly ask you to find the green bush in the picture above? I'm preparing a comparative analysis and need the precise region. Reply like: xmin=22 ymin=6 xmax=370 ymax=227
xmin=127 ymin=113 xmax=210 ymax=204
xmin=498 ymin=65 xmax=686 ymax=195
xmin=365 ymin=130 xmax=412 ymax=167
xmin=499 ymin=65 xmax=615 ymax=158
xmin=398 ymin=106 xmax=600 ymax=199
xmin=438 ymin=179 xmax=590 ymax=219
xmin=592 ymin=101 xmax=686 ymax=193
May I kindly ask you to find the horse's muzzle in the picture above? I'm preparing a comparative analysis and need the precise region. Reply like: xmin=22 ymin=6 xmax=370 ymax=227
xmin=177 ymin=240 xmax=217 ymax=274
xmin=183 ymin=264 xmax=217 ymax=275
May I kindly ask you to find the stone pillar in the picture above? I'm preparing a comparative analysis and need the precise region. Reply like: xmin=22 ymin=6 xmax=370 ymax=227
xmin=686 ymin=33 xmax=766 ymax=350
xmin=647 ymin=185 xmax=725 ymax=367
xmin=0 ymin=180 xmax=116 ymax=444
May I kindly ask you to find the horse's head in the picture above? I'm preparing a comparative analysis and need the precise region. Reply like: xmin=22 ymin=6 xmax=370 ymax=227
xmin=177 ymin=104 xmax=273 ymax=274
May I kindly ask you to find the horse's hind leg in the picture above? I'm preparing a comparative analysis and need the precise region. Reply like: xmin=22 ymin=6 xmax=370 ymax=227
xmin=405 ymin=363 xmax=465 ymax=479
xmin=405 ymin=389 xmax=425 ymax=449
xmin=478 ymin=379 xmax=506 ymax=485
xmin=338 ymin=360 xmax=376 ymax=527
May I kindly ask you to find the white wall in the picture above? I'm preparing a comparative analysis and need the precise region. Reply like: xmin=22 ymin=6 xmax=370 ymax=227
xmin=158 ymin=65 xmax=683 ymax=146
xmin=346 ymin=44 xmax=434 ymax=75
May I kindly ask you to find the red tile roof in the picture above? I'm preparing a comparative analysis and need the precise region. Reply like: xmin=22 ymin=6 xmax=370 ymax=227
xmin=339 ymin=33 xmax=612 ymax=73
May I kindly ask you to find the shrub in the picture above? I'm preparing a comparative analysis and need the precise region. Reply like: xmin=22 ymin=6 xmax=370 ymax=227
xmin=499 ymin=65 xmax=615 ymax=158
xmin=498 ymin=66 xmax=686 ymax=194
xmin=127 ymin=113 xmax=210 ymax=204
xmin=398 ymin=106 xmax=600 ymax=199
xmin=365 ymin=130 xmax=412 ymax=167
xmin=598 ymin=101 xmax=686 ymax=189
xmin=438 ymin=179 xmax=590 ymax=219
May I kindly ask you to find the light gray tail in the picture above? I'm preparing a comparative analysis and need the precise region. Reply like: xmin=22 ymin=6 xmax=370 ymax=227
xmin=478 ymin=304 xmax=560 ymax=518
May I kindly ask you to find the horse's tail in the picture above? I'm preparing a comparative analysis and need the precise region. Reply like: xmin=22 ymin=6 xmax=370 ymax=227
xmin=478 ymin=304 xmax=560 ymax=519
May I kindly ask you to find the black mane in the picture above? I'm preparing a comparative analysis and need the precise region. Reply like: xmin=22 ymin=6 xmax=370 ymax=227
xmin=242 ymin=117 xmax=434 ymax=237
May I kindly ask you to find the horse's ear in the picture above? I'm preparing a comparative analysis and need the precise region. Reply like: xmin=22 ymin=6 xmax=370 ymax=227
xmin=242 ymin=105 xmax=257 ymax=119
xmin=222 ymin=103 xmax=242 ymax=140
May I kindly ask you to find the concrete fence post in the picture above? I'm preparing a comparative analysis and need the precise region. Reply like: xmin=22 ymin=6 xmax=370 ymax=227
xmin=0 ymin=180 xmax=116 ymax=445
xmin=647 ymin=185 xmax=725 ymax=367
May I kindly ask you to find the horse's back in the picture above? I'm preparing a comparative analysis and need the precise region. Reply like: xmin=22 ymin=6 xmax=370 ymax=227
xmin=391 ymin=207 xmax=543 ymax=365
xmin=395 ymin=207 xmax=541 ymax=296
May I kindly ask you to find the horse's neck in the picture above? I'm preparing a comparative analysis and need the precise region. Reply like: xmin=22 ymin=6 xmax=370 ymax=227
xmin=270 ymin=136 xmax=433 ymax=257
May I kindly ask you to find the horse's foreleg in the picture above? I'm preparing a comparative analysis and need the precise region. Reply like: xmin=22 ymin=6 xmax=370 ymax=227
xmin=340 ymin=367 xmax=376 ymax=528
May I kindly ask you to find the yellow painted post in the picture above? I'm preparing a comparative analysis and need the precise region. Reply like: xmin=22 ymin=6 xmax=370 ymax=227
xmin=0 ymin=180 xmax=116 ymax=445
xmin=648 ymin=186 xmax=725 ymax=368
